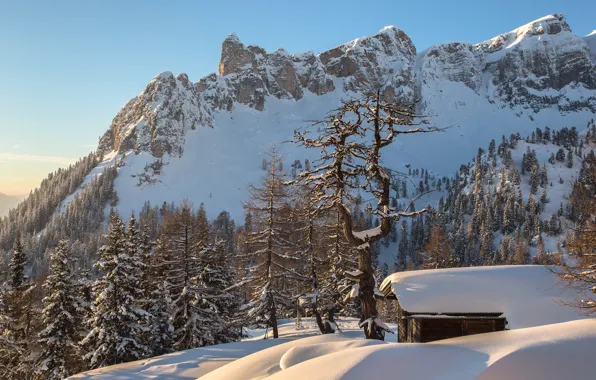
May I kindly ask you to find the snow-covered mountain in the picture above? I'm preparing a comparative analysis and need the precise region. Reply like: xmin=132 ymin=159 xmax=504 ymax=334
xmin=87 ymin=13 xmax=595 ymax=219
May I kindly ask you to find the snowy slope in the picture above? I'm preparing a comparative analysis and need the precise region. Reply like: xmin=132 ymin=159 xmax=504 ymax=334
xmin=53 ymin=14 xmax=595 ymax=224
xmin=68 ymin=318 xmax=396 ymax=380
xmin=96 ymin=86 xmax=592 ymax=221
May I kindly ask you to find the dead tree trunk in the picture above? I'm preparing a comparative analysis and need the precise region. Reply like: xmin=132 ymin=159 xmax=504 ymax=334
xmin=358 ymin=245 xmax=380 ymax=339
xmin=292 ymin=89 xmax=437 ymax=340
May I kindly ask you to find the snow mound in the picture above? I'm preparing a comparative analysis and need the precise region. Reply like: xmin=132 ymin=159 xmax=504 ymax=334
xmin=279 ymin=339 xmax=386 ymax=370
xmin=267 ymin=319 xmax=596 ymax=380
xmin=67 ymin=339 xmax=289 ymax=379
xmin=380 ymin=265 xmax=586 ymax=329
xmin=200 ymin=334 xmax=368 ymax=380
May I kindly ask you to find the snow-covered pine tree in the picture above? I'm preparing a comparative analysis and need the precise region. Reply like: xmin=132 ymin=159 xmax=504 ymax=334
xmin=198 ymin=241 xmax=243 ymax=344
xmin=0 ymin=282 xmax=25 ymax=379
xmin=164 ymin=202 xmax=209 ymax=350
xmin=82 ymin=213 xmax=149 ymax=368
xmin=9 ymin=239 xmax=27 ymax=290
xmin=146 ymin=235 xmax=175 ymax=355
xmin=512 ymin=232 xmax=531 ymax=265
xmin=148 ymin=280 xmax=174 ymax=356
xmin=0 ymin=237 xmax=39 ymax=379
xmin=37 ymin=240 xmax=85 ymax=379
xmin=395 ymin=221 xmax=409 ymax=271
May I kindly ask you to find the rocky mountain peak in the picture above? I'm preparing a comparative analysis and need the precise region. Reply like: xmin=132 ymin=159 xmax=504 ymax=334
xmin=218 ymin=33 xmax=266 ymax=76
xmin=470 ymin=14 xmax=596 ymax=111
xmin=319 ymin=25 xmax=416 ymax=100
xmin=98 ymin=15 xmax=596 ymax=159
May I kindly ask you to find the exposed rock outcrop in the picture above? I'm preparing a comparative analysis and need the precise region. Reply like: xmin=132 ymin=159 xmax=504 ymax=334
xmin=475 ymin=14 xmax=596 ymax=111
xmin=319 ymin=26 xmax=416 ymax=102
xmin=418 ymin=42 xmax=482 ymax=93
xmin=98 ymin=14 xmax=596 ymax=158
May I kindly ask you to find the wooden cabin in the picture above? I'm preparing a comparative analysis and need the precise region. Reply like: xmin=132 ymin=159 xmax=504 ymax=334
xmin=379 ymin=267 xmax=515 ymax=343
xmin=392 ymin=305 xmax=507 ymax=343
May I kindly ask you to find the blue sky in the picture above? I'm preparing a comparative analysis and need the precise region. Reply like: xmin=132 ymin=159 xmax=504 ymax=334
xmin=0 ymin=0 xmax=593 ymax=195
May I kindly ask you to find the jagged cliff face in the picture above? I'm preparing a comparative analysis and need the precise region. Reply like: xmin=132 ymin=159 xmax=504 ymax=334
xmin=476 ymin=14 xmax=596 ymax=111
xmin=98 ymin=14 xmax=596 ymax=158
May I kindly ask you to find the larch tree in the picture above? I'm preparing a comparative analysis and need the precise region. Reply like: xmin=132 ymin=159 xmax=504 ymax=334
xmin=37 ymin=240 xmax=85 ymax=379
xmin=290 ymin=183 xmax=330 ymax=334
xmin=555 ymin=151 xmax=596 ymax=312
xmin=238 ymin=146 xmax=296 ymax=339
xmin=423 ymin=225 xmax=458 ymax=269
xmin=292 ymin=90 xmax=439 ymax=339
xmin=317 ymin=208 xmax=359 ymax=330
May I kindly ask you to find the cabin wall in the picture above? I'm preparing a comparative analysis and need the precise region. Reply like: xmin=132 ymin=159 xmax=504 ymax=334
xmin=397 ymin=302 xmax=407 ymax=343
xmin=418 ymin=318 xmax=506 ymax=343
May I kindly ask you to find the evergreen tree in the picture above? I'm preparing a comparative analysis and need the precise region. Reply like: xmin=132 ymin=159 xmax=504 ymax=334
xmin=1 ymin=238 xmax=38 ymax=379
xmin=147 ymin=236 xmax=175 ymax=355
xmin=530 ymin=165 xmax=539 ymax=194
xmin=147 ymin=280 xmax=174 ymax=356
xmin=82 ymin=214 xmax=148 ymax=368
xmin=37 ymin=240 xmax=85 ymax=379
xmin=540 ymin=164 xmax=548 ymax=188
xmin=9 ymin=239 xmax=27 ymax=289
xmin=479 ymin=222 xmax=494 ymax=265
xmin=165 ymin=202 xmax=213 ymax=350
xmin=198 ymin=242 xmax=243 ymax=344
xmin=396 ymin=221 xmax=409 ymax=271
xmin=0 ymin=284 xmax=26 ymax=379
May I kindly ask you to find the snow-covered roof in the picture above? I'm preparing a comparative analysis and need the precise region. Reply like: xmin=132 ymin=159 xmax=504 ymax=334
xmin=380 ymin=265 xmax=587 ymax=329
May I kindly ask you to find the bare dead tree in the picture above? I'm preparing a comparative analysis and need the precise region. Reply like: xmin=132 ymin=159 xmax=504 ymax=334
xmin=291 ymin=90 xmax=441 ymax=339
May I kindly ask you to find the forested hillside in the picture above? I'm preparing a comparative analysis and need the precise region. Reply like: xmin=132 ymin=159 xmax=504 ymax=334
xmin=0 ymin=119 xmax=594 ymax=378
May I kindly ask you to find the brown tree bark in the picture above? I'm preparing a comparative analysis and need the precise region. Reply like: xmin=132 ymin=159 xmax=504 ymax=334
xmin=358 ymin=245 xmax=383 ymax=339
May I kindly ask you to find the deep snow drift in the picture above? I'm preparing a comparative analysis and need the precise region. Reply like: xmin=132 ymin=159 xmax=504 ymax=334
xmin=266 ymin=319 xmax=596 ymax=380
